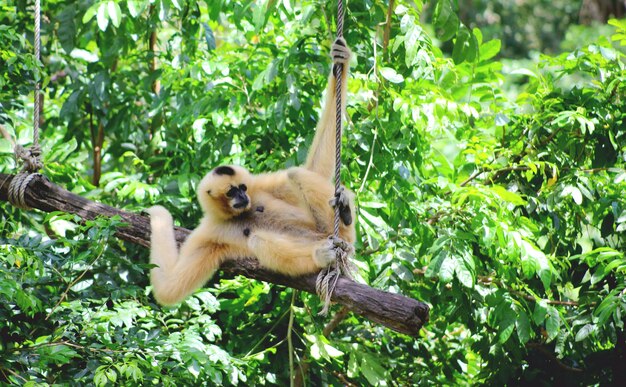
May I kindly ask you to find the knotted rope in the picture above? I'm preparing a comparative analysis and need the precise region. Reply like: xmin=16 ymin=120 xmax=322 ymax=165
xmin=316 ymin=0 xmax=355 ymax=315
xmin=8 ymin=0 xmax=43 ymax=209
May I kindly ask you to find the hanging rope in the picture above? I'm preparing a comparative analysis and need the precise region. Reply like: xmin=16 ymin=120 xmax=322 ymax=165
xmin=316 ymin=0 xmax=355 ymax=315
xmin=8 ymin=0 xmax=44 ymax=209
xmin=333 ymin=0 xmax=345 ymax=240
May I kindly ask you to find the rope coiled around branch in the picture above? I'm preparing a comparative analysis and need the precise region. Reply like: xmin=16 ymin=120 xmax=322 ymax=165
xmin=8 ymin=0 xmax=43 ymax=209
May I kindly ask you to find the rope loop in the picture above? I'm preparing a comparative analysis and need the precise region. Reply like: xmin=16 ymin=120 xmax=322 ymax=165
xmin=8 ymin=172 xmax=40 ymax=209
xmin=316 ymin=237 xmax=355 ymax=315
xmin=14 ymin=144 xmax=43 ymax=173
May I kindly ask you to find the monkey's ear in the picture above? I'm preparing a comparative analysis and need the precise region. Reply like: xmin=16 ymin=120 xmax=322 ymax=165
xmin=214 ymin=166 xmax=235 ymax=176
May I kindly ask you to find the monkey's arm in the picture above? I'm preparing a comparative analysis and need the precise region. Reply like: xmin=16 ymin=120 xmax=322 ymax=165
xmin=287 ymin=167 xmax=355 ymax=241
xmin=304 ymin=38 xmax=351 ymax=179
xmin=146 ymin=206 xmax=226 ymax=305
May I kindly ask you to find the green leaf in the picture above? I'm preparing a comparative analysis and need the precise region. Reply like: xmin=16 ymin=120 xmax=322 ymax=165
xmin=491 ymin=186 xmax=527 ymax=206
xmin=108 ymin=1 xmax=122 ymax=28
xmin=520 ymin=253 xmax=539 ymax=279
xmin=202 ymin=23 xmax=216 ymax=51
xmin=82 ymin=3 xmax=99 ymax=23
xmin=347 ymin=352 xmax=358 ymax=378
xmin=452 ymin=26 xmax=477 ymax=64
xmin=57 ymin=5 xmax=76 ymax=54
xmin=455 ymin=249 xmax=475 ymax=287
xmin=575 ymin=324 xmax=595 ymax=342
xmin=96 ymin=2 xmax=109 ymax=31
xmin=425 ymin=249 xmax=446 ymax=279
xmin=127 ymin=0 xmax=147 ymax=18
xmin=452 ymin=27 xmax=470 ymax=64
xmin=545 ymin=307 xmax=561 ymax=341
xmin=533 ymin=301 xmax=548 ymax=325
xmin=360 ymin=353 xmax=388 ymax=385
xmin=509 ymin=68 xmax=538 ymax=78
xmin=455 ymin=260 xmax=474 ymax=287
xmin=498 ymin=312 xmax=516 ymax=344
xmin=479 ymin=39 xmax=501 ymax=62
xmin=561 ymin=186 xmax=583 ymax=205
xmin=380 ymin=67 xmax=404 ymax=83
xmin=516 ymin=310 xmax=531 ymax=344
xmin=432 ymin=0 xmax=459 ymax=41
xmin=305 ymin=334 xmax=343 ymax=361
xmin=439 ymin=253 xmax=456 ymax=283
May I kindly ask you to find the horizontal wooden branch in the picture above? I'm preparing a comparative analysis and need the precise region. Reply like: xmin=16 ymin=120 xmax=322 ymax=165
xmin=0 ymin=173 xmax=429 ymax=335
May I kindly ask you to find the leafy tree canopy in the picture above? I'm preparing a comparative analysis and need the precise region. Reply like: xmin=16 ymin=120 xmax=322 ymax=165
xmin=1 ymin=0 xmax=626 ymax=385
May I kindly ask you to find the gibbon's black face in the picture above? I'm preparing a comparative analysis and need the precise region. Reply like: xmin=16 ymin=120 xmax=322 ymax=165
xmin=225 ymin=183 xmax=249 ymax=210
xmin=197 ymin=165 xmax=253 ymax=219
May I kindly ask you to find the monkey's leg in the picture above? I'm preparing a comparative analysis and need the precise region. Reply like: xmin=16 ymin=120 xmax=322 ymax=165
xmin=147 ymin=206 xmax=225 ymax=305
xmin=247 ymin=230 xmax=335 ymax=276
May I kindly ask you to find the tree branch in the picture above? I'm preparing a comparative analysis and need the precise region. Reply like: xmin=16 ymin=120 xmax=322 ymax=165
xmin=0 ymin=173 xmax=429 ymax=336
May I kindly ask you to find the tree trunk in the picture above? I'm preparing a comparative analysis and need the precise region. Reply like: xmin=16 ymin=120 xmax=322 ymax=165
xmin=579 ymin=0 xmax=626 ymax=24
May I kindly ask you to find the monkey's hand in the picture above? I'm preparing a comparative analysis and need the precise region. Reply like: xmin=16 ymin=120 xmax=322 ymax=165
xmin=329 ymin=186 xmax=352 ymax=226
xmin=331 ymin=37 xmax=351 ymax=66
xmin=146 ymin=205 xmax=174 ymax=234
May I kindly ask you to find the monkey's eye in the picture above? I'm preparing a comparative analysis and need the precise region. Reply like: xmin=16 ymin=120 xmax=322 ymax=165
xmin=226 ymin=187 xmax=238 ymax=198
xmin=239 ymin=184 xmax=247 ymax=192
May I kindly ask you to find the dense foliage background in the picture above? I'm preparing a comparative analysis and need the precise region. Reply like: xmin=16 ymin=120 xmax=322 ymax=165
xmin=2 ymin=0 xmax=626 ymax=385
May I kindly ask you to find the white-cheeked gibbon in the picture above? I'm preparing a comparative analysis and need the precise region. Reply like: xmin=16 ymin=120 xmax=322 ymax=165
xmin=146 ymin=39 xmax=355 ymax=306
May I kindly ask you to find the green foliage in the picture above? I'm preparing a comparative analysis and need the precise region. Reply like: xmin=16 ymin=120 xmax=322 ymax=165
xmin=2 ymin=0 xmax=626 ymax=385
xmin=455 ymin=0 xmax=583 ymax=57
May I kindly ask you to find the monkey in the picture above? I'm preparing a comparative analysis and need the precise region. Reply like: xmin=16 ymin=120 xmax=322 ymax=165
xmin=146 ymin=38 xmax=354 ymax=306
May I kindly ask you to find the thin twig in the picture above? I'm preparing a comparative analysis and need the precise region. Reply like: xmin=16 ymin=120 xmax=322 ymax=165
xmin=243 ymin=308 xmax=291 ymax=358
xmin=0 ymin=367 xmax=28 ymax=383
xmin=459 ymin=169 xmax=484 ymax=187
xmin=357 ymin=34 xmax=381 ymax=195
xmin=322 ymin=306 xmax=350 ymax=337
xmin=477 ymin=275 xmax=586 ymax=307
xmin=509 ymin=289 xmax=581 ymax=307
xmin=295 ymin=306 xmax=352 ymax=386
xmin=46 ymin=243 xmax=107 ymax=319
xmin=526 ymin=342 xmax=583 ymax=373
xmin=288 ymin=290 xmax=297 ymax=387
xmin=332 ymin=370 xmax=358 ymax=387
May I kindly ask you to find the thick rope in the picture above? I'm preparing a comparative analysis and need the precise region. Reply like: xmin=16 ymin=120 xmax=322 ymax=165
xmin=33 ymin=0 xmax=41 ymax=153
xmin=333 ymin=0 xmax=344 ymax=239
xmin=8 ymin=0 xmax=43 ymax=209
xmin=8 ymin=173 xmax=40 ymax=209
xmin=316 ymin=0 xmax=353 ymax=315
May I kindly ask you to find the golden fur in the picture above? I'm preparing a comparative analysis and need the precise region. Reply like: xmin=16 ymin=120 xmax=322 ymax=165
xmin=147 ymin=40 xmax=354 ymax=305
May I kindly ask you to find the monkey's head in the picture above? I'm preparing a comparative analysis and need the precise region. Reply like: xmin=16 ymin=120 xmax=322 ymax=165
xmin=198 ymin=165 xmax=253 ymax=220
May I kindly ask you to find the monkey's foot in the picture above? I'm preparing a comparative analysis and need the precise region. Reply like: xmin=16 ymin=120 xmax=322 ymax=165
xmin=315 ymin=237 xmax=339 ymax=267
xmin=314 ymin=236 xmax=354 ymax=268
xmin=329 ymin=187 xmax=352 ymax=226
